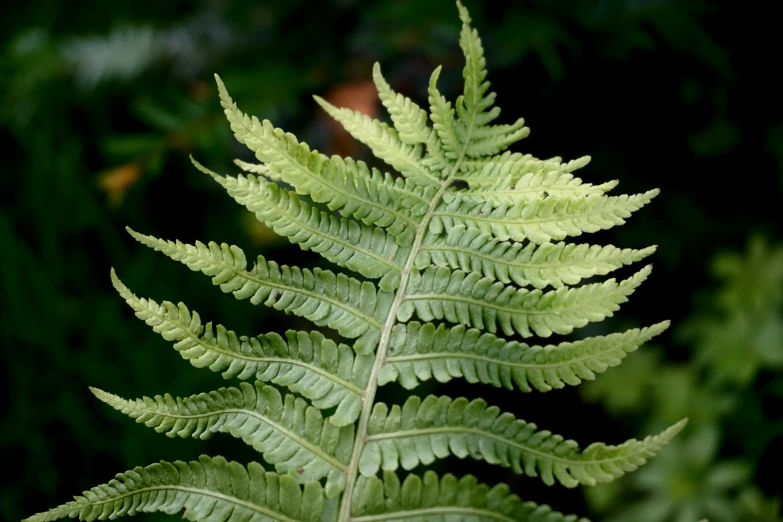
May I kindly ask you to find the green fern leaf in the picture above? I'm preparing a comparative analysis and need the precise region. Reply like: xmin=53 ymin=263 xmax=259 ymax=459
xmin=373 ymin=63 xmax=451 ymax=175
xmin=427 ymin=66 xmax=462 ymax=162
xmin=351 ymin=470 xmax=590 ymax=521
xmin=460 ymin=152 xmax=586 ymax=178
xmin=433 ymin=190 xmax=659 ymax=244
xmin=419 ymin=224 xmax=656 ymax=289
xmin=216 ymin=75 xmax=429 ymax=245
xmin=379 ymin=321 xmax=669 ymax=391
xmin=195 ymin=159 xmax=406 ymax=291
xmin=27 ymin=3 xmax=686 ymax=522
xmin=127 ymin=228 xmax=390 ymax=353
xmin=234 ymin=158 xmax=274 ymax=176
xmin=398 ymin=264 xmax=652 ymax=337
xmin=455 ymin=0 xmax=497 ymax=128
xmin=359 ymin=395 xmax=686 ymax=487
xmin=454 ymin=1 xmax=529 ymax=158
xmin=458 ymin=155 xmax=619 ymax=206
xmin=373 ymin=63 xmax=431 ymax=147
xmin=23 ymin=456 xmax=323 ymax=522
xmin=314 ymin=96 xmax=443 ymax=188
xmin=91 ymin=383 xmax=350 ymax=496
xmin=112 ymin=271 xmax=369 ymax=426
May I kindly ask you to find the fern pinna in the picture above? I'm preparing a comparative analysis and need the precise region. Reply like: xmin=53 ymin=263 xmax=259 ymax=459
xmin=25 ymin=3 xmax=686 ymax=522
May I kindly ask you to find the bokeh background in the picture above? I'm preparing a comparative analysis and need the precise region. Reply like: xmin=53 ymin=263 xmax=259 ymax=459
xmin=2 ymin=0 xmax=782 ymax=521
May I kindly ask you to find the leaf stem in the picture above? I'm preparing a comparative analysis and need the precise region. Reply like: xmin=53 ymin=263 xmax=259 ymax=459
xmin=337 ymin=104 xmax=477 ymax=522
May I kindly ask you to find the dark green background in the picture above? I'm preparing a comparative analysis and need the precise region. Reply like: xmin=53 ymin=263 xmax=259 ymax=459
xmin=2 ymin=1 xmax=782 ymax=521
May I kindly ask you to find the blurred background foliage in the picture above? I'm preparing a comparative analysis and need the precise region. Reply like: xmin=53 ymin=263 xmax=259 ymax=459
xmin=1 ymin=0 xmax=781 ymax=521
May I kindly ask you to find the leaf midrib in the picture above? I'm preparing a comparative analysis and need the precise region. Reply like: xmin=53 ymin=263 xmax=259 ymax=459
xmin=385 ymin=331 xmax=647 ymax=370
xmin=366 ymin=426 xmax=654 ymax=467
xmin=420 ymin=243 xmax=643 ymax=272
xmin=433 ymin=194 xmax=642 ymax=226
xmin=121 ymin=402 xmax=346 ymax=470
xmin=353 ymin=505 xmax=520 ymax=522
xmin=175 ymin=243 xmax=384 ymax=330
xmin=470 ymin=184 xmax=606 ymax=200
xmin=403 ymin=281 xmax=634 ymax=316
xmin=336 ymin=48 xmax=482 ymax=520
xmin=252 ymin=183 xmax=403 ymax=272
xmin=71 ymin=485 xmax=299 ymax=522
xmin=136 ymin=299 xmax=365 ymax=394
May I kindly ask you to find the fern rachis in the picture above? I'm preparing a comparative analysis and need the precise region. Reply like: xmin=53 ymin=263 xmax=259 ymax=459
xmin=25 ymin=3 xmax=685 ymax=522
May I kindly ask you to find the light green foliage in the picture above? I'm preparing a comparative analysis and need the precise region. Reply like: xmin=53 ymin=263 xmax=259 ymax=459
xmin=26 ymin=456 xmax=323 ymax=522
xmin=126 ymin=228 xmax=390 ymax=354
xmin=351 ymin=471 xmax=590 ymax=521
xmin=398 ymin=264 xmax=652 ymax=338
xmin=24 ymin=2 xmax=684 ymax=521
xmin=379 ymin=321 xmax=670 ymax=391
xmin=91 ymin=383 xmax=351 ymax=497
xmin=456 ymin=155 xmax=616 ymax=206
xmin=418 ymin=225 xmax=656 ymax=289
xmin=433 ymin=189 xmax=659 ymax=244
xmin=192 ymin=158 xmax=408 ymax=291
xmin=111 ymin=270 xmax=370 ymax=426
xmin=359 ymin=396 xmax=684 ymax=487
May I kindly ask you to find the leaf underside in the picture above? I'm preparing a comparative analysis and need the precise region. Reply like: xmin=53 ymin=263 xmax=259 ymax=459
xmin=26 ymin=2 xmax=685 ymax=522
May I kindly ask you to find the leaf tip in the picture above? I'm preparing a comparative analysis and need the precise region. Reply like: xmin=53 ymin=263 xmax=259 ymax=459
xmin=669 ymin=418 xmax=689 ymax=437
xmin=189 ymin=156 xmax=222 ymax=182
xmin=456 ymin=0 xmax=470 ymax=23
xmin=88 ymin=386 xmax=115 ymax=405
xmin=213 ymin=73 xmax=228 ymax=97
xmin=109 ymin=267 xmax=125 ymax=290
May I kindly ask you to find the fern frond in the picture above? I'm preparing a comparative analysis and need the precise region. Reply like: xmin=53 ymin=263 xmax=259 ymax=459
xmin=23 ymin=456 xmax=323 ymax=522
xmin=351 ymin=470 xmax=589 ymax=521
xmin=127 ymin=229 xmax=390 ymax=353
xmin=234 ymin=158 xmax=274 ymax=176
xmin=433 ymin=190 xmax=659 ymax=243
xmin=460 ymin=153 xmax=589 ymax=179
xmin=216 ymin=75 xmax=429 ymax=245
xmin=468 ymin=153 xmax=592 ymax=183
xmin=373 ymin=63 xmax=431 ymax=147
xmin=112 ymin=271 xmax=369 ymax=426
xmin=373 ymin=64 xmax=450 ymax=175
xmin=425 ymin=67 xmax=461 ymax=164
xmin=398 ymin=264 xmax=652 ymax=338
xmin=314 ymin=96 xmax=443 ymax=188
xmin=91 ymin=383 xmax=350 ymax=496
xmin=379 ymin=321 xmax=669 ymax=391
xmin=464 ymin=121 xmax=530 ymax=158
xmin=418 ymin=225 xmax=655 ymax=289
xmin=26 ymin=4 xmax=683 ymax=522
xmin=455 ymin=0 xmax=497 ymax=129
xmin=359 ymin=394 xmax=686 ymax=487
xmin=195 ymin=160 xmax=406 ymax=291
xmin=457 ymin=155 xmax=618 ymax=206
xmin=454 ymin=1 xmax=528 ymax=158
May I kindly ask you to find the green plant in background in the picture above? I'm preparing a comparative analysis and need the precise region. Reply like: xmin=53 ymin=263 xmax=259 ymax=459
xmin=583 ymin=236 xmax=783 ymax=522
xmin=23 ymin=3 xmax=687 ymax=521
